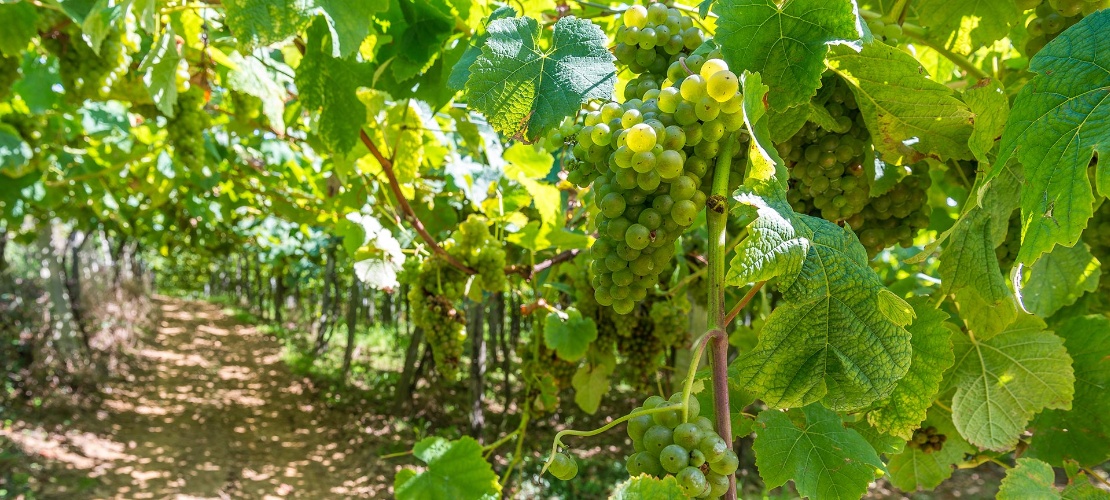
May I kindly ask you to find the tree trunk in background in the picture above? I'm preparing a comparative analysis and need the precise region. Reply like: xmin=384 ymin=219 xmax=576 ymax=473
xmin=63 ymin=230 xmax=91 ymax=352
xmin=244 ymin=256 xmax=255 ymax=311
xmin=40 ymin=222 xmax=79 ymax=360
xmin=342 ymin=279 xmax=361 ymax=380
xmin=365 ymin=288 xmax=377 ymax=325
xmin=0 ymin=224 xmax=8 ymax=274
xmin=383 ymin=290 xmax=394 ymax=325
xmin=468 ymin=299 xmax=487 ymax=440
xmin=506 ymin=293 xmax=521 ymax=414
xmin=313 ymin=243 xmax=338 ymax=355
xmin=273 ymin=265 xmax=286 ymax=325
xmin=254 ymin=261 xmax=265 ymax=319
xmin=394 ymin=327 xmax=425 ymax=412
xmin=110 ymin=236 xmax=127 ymax=288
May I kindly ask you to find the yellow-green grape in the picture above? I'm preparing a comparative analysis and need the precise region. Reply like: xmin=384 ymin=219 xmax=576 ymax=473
xmin=548 ymin=452 xmax=579 ymax=480
xmin=166 ymin=88 xmax=211 ymax=172
xmin=41 ymin=26 xmax=132 ymax=101
xmin=699 ymin=58 xmax=729 ymax=80
xmin=706 ymin=70 xmax=739 ymax=103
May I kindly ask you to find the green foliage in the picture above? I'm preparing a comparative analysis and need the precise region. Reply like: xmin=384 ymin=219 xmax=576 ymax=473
xmin=394 ymin=436 xmax=501 ymax=500
xmin=727 ymin=181 xmax=913 ymax=411
xmin=461 ymin=15 xmax=616 ymax=140
xmin=887 ymin=407 xmax=976 ymax=492
xmin=945 ymin=315 xmax=1075 ymax=451
xmin=997 ymin=458 xmax=1060 ymax=500
xmin=715 ymin=0 xmax=860 ymax=111
xmin=753 ymin=404 xmax=884 ymax=500
xmin=296 ymin=17 xmax=369 ymax=154
xmin=543 ymin=308 xmax=597 ymax=362
xmin=1022 ymin=242 xmax=1101 ymax=317
xmin=609 ymin=474 xmax=687 ymax=499
xmin=991 ymin=10 xmax=1110 ymax=266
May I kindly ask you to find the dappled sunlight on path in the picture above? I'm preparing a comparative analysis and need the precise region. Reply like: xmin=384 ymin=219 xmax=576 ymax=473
xmin=2 ymin=296 xmax=395 ymax=498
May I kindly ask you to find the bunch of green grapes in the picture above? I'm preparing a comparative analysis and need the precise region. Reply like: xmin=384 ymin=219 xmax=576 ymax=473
xmin=625 ymin=392 xmax=738 ymax=498
xmin=616 ymin=317 xmax=667 ymax=390
xmin=0 ymin=54 xmax=19 ymax=99
xmin=573 ymin=56 xmax=748 ymax=315
xmin=845 ymin=162 xmax=932 ymax=255
xmin=995 ymin=212 xmax=1023 ymax=270
xmin=907 ymin=426 xmax=947 ymax=454
xmin=406 ymin=255 xmax=467 ymax=380
xmin=1082 ymin=200 xmax=1110 ymax=293
xmin=167 ymin=88 xmax=211 ymax=172
xmin=863 ymin=18 xmax=906 ymax=43
xmin=613 ymin=2 xmax=704 ymax=78
xmin=1025 ymin=0 xmax=1107 ymax=56
xmin=650 ymin=296 xmax=690 ymax=348
xmin=449 ymin=215 xmax=507 ymax=295
xmin=780 ymin=77 xmax=871 ymax=223
xmin=41 ymin=27 xmax=136 ymax=102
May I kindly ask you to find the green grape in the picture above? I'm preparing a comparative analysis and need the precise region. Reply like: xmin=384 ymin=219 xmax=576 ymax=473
xmin=698 ymin=435 xmax=729 ymax=463
xmin=167 ymin=88 xmax=211 ymax=172
xmin=677 ymin=467 xmax=708 ymax=497
xmin=660 ymin=444 xmax=690 ymax=473
xmin=706 ymin=472 xmax=730 ymax=497
xmin=706 ymin=70 xmax=739 ymax=102
xmin=709 ymin=450 xmax=739 ymax=475
xmin=673 ymin=422 xmax=704 ymax=449
xmin=628 ymin=123 xmax=658 ymax=152
xmin=680 ymin=75 xmax=707 ymax=101
xmin=548 ymin=453 xmax=579 ymax=480
xmin=643 ymin=425 xmax=675 ymax=454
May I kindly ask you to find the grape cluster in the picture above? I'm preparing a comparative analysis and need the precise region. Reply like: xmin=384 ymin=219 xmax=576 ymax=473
xmin=405 ymin=256 xmax=467 ymax=380
xmin=167 ymin=88 xmax=211 ymax=172
xmin=780 ymin=76 xmax=930 ymax=255
xmin=908 ymin=426 xmax=947 ymax=454
xmin=573 ymin=56 xmax=748 ymax=315
xmin=781 ymin=78 xmax=871 ymax=222
xmin=1024 ymin=0 xmax=1108 ymax=56
xmin=864 ymin=18 xmax=906 ymax=43
xmin=626 ymin=393 xmax=737 ymax=498
xmin=845 ymin=162 xmax=932 ymax=254
xmin=41 ymin=26 xmax=137 ymax=102
xmin=614 ymin=2 xmax=705 ymax=78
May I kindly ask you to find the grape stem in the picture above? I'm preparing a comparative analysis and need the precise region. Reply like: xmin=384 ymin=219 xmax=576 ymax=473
xmin=707 ymin=132 xmax=738 ymax=500
xmin=540 ymin=405 xmax=682 ymax=475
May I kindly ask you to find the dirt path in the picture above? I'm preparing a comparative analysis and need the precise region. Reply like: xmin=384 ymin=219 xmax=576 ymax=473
xmin=2 ymin=296 xmax=395 ymax=499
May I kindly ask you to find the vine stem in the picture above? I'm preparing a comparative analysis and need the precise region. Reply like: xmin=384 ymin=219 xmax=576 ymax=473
xmin=724 ymin=281 xmax=766 ymax=327
xmin=707 ymin=132 xmax=738 ymax=500
xmin=360 ymin=129 xmax=577 ymax=278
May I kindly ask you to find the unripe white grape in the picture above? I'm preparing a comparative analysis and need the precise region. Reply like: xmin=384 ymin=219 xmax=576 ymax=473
xmin=624 ymin=5 xmax=648 ymax=28
xmin=700 ymin=58 xmax=729 ymax=79
xmin=707 ymin=70 xmax=739 ymax=103
xmin=679 ymin=75 xmax=706 ymax=101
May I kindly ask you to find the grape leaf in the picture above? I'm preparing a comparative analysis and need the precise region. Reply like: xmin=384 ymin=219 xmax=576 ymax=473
xmin=376 ymin=0 xmax=456 ymax=82
xmin=1028 ymin=315 xmax=1110 ymax=467
xmin=448 ymin=6 xmax=516 ymax=91
xmin=223 ymin=0 xmax=313 ymax=50
xmin=464 ymin=16 xmax=616 ymax=141
xmin=544 ymin=308 xmax=597 ymax=362
xmin=1062 ymin=477 xmax=1110 ymax=500
xmin=714 ymin=0 xmax=861 ymax=111
xmin=610 ymin=474 xmax=686 ymax=499
xmin=887 ymin=406 xmax=976 ymax=492
xmin=394 ymin=436 xmax=501 ymax=500
xmin=296 ymin=17 xmax=370 ymax=154
xmin=826 ymin=41 xmax=974 ymax=164
xmin=503 ymin=143 xmax=553 ymax=179
xmin=81 ymin=0 xmax=124 ymax=55
xmin=0 ymin=2 xmax=40 ymax=57
xmin=741 ymin=71 xmax=787 ymax=189
xmin=572 ymin=361 xmax=612 ymax=415
xmin=997 ymin=458 xmax=1059 ymax=500
xmin=227 ymin=52 xmax=287 ymax=131
xmin=990 ymin=10 xmax=1110 ymax=267
xmin=939 ymin=208 xmax=1018 ymax=340
xmin=914 ymin=0 xmax=1023 ymax=55
xmin=138 ymin=25 xmax=183 ymax=117
xmin=1021 ymin=242 xmax=1100 ymax=318
xmin=753 ymin=404 xmax=885 ymax=500
xmin=727 ymin=180 xmax=912 ymax=411
xmin=867 ymin=298 xmax=955 ymax=439
xmin=315 ymin=0 xmax=387 ymax=58
xmin=963 ymin=77 xmax=1010 ymax=165
xmin=946 ymin=315 xmax=1075 ymax=451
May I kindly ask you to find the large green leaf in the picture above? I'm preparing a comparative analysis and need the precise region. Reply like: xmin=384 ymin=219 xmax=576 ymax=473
xmin=227 ymin=52 xmax=288 ymax=131
xmin=544 ymin=308 xmax=597 ymax=362
xmin=741 ymin=72 xmax=787 ymax=189
xmin=939 ymin=208 xmax=1018 ymax=339
xmin=1021 ymin=243 xmax=1100 ymax=318
xmin=138 ymin=25 xmax=183 ymax=117
xmin=727 ymin=181 xmax=912 ymax=411
xmin=867 ymin=299 xmax=954 ymax=439
xmin=826 ymin=41 xmax=974 ymax=163
xmin=0 ymin=124 xmax=33 ymax=176
xmin=887 ymin=407 xmax=976 ymax=492
xmin=572 ymin=360 xmax=613 ymax=415
xmin=914 ymin=0 xmax=1023 ymax=55
xmin=296 ymin=17 xmax=370 ymax=154
xmin=962 ymin=77 xmax=1010 ymax=165
xmin=997 ymin=458 xmax=1060 ymax=500
xmin=464 ymin=16 xmax=615 ymax=141
xmin=223 ymin=0 xmax=313 ymax=50
xmin=989 ymin=10 xmax=1110 ymax=267
xmin=376 ymin=0 xmax=457 ymax=82
xmin=714 ymin=0 xmax=860 ymax=111
xmin=753 ymin=404 xmax=884 ymax=500
xmin=946 ymin=315 xmax=1075 ymax=451
xmin=394 ymin=436 xmax=501 ymax=500
xmin=315 ymin=0 xmax=387 ymax=58
xmin=448 ymin=6 xmax=516 ymax=91
xmin=609 ymin=475 xmax=686 ymax=499
xmin=0 ymin=2 xmax=40 ymax=57
xmin=1028 ymin=315 xmax=1110 ymax=467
